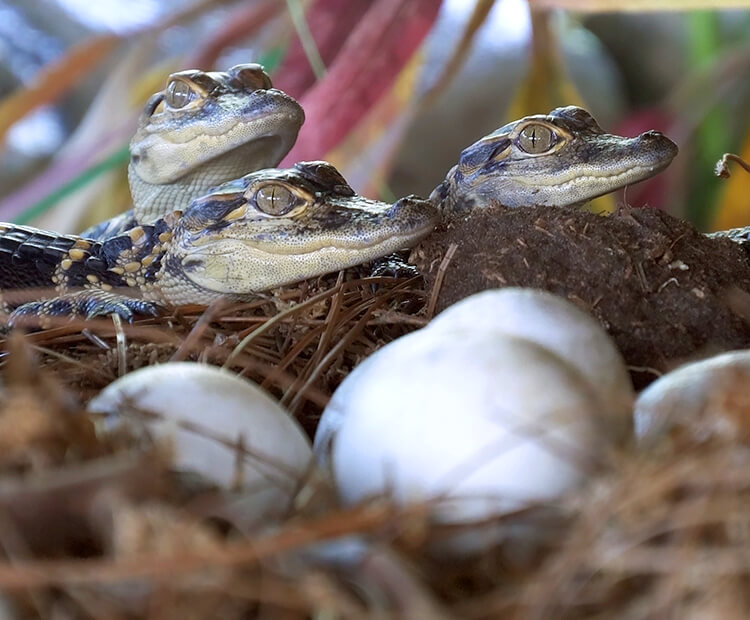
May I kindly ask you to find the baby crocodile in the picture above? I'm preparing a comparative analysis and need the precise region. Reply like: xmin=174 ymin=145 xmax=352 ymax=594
xmin=0 ymin=106 xmax=684 ymax=324
xmin=432 ymin=105 xmax=678 ymax=213
xmin=3 ymin=162 xmax=437 ymax=323
xmin=431 ymin=107 xmax=750 ymax=249
xmin=83 ymin=64 xmax=304 ymax=239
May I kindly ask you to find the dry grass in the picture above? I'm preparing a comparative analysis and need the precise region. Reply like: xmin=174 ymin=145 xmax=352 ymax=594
xmin=15 ymin=269 xmax=427 ymax=436
xmin=0 ymin=271 xmax=749 ymax=618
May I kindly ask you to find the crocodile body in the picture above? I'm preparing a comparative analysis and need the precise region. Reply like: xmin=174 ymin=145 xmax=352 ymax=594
xmin=707 ymin=226 xmax=750 ymax=246
xmin=433 ymin=107 xmax=750 ymax=249
xmin=83 ymin=64 xmax=304 ymax=240
xmin=0 ymin=106 xmax=712 ymax=325
xmin=4 ymin=162 xmax=438 ymax=323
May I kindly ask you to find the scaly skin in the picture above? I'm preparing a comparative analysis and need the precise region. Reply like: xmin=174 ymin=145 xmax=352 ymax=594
xmin=707 ymin=226 xmax=750 ymax=245
xmin=432 ymin=106 xmax=678 ymax=213
xmin=431 ymin=108 xmax=750 ymax=254
xmin=83 ymin=64 xmax=304 ymax=240
xmin=2 ymin=106 xmax=692 ymax=324
xmin=4 ymin=162 xmax=438 ymax=323
xmin=431 ymin=108 xmax=750 ymax=250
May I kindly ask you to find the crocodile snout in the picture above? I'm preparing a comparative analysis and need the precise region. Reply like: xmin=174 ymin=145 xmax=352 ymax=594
xmin=387 ymin=195 xmax=440 ymax=234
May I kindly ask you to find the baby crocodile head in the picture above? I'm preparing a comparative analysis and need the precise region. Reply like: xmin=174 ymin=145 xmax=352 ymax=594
xmin=433 ymin=106 xmax=678 ymax=213
xmin=129 ymin=63 xmax=304 ymax=223
xmin=158 ymin=161 xmax=438 ymax=304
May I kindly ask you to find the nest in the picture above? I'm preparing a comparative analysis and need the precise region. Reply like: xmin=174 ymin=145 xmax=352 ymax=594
xmin=20 ymin=268 xmax=427 ymax=436
xmin=1 ymin=207 xmax=750 ymax=617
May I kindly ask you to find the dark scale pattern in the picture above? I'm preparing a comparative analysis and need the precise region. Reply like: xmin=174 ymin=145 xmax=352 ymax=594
xmin=127 ymin=227 xmax=166 ymax=264
xmin=98 ymin=225 xmax=164 ymax=279
xmin=313 ymin=203 xmax=364 ymax=231
xmin=153 ymin=218 xmax=173 ymax=238
xmin=143 ymin=252 xmax=164 ymax=282
xmin=0 ymin=222 xmax=171 ymax=322
xmin=294 ymin=161 xmax=355 ymax=196
xmin=0 ymin=158 xmax=435 ymax=322
xmin=81 ymin=210 xmax=139 ymax=240
xmin=0 ymin=227 xmax=79 ymax=288
xmin=165 ymin=253 xmax=187 ymax=277
xmin=182 ymin=194 xmax=247 ymax=230
xmin=10 ymin=292 xmax=160 ymax=323
xmin=67 ymin=256 xmax=125 ymax=288
xmin=100 ymin=235 xmax=134 ymax=264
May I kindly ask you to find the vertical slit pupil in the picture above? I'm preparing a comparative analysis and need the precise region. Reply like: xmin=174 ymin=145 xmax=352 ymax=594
xmin=167 ymin=81 xmax=192 ymax=108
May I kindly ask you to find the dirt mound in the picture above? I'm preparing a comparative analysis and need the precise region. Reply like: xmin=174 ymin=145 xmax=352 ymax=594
xmin=415 ymin=206 xmax=750 ymax=387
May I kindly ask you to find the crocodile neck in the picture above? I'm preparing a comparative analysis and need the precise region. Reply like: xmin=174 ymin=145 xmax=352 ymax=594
xmin=124 ymin=64 xmax=304 ymax=226
xmin=128 ymin=136 xmax=283 ymax=225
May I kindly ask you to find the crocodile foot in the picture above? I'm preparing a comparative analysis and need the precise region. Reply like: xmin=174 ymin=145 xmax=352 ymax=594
xmin=8 ymin=290 xmax=161 ymax=328
xmin=367 ymin=252 xmax=421 ymax=279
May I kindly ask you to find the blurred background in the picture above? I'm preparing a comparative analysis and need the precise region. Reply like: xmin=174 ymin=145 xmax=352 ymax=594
xmin=0 ymin=0 xmax=749 ymax=235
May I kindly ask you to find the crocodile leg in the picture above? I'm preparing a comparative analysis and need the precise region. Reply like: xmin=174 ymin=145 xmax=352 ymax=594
xmin=0 ymin=162 xmax=438 ymax=325
xmin=0 ymin=223 xmax=168 ymax=325
xmin=9 ymin=290 xmax=159 ymax=325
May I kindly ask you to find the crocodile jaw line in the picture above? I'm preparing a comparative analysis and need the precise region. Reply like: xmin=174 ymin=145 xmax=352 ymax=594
xmin=178 ymin=224 xmax=435 ymax=295
xmin=129 ymin=113 xmax=298 ymax=186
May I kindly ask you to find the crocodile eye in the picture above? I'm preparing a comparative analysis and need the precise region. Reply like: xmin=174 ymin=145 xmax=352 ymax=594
xmin=254 ymin=184 xmax=297 ymax=215
xmin=165 ymin=79 xmax=195 ymax=109
xmin=517 ymin=124 xmax=556 ymax=154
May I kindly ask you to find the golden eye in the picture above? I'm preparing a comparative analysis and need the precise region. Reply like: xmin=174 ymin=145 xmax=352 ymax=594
xmin=165 ymin=79 xmax=195 ymax=109
xmin=517 ymin=124 xmax=556 ymax=154
xmin=254 ymin=184 xmax=297 ymax=215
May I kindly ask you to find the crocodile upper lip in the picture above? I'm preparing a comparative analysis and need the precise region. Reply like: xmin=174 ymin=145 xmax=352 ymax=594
xmin=245 ymin=224 xmax=436 ymax=254
xmin=186 ymin=218 xmax=436 ymax=256
xmin=514 ymin=161 xmax=672 ymax=190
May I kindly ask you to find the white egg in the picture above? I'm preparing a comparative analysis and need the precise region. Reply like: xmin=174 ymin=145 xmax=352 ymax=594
xmin=316 ymin=329 xmax=608 ymax=552
xmin=428 ymin=288 xmax=634 ymax=442
xmin=634 ymin=350 xmax=750 ymax=447
xmin=88 ymin=362 xmax=312 ymax=524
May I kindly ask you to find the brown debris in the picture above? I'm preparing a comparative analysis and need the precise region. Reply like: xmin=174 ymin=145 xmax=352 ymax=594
xmin=0 ymin=333 xmax=100 ymax=471
xmin=1 ymin=217 xmax=750 ymax=616
xmin=414 ymin=205 xmax=750 ymax=387
xmin=17 ymin=273 xmax=426 ymax=434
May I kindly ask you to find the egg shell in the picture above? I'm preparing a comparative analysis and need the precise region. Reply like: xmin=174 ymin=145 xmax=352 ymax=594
xmin=320 ymin=329 xmax=606 ymax=535
xmin=634 ymin=350 xmax=750 ymax=446
xmin=427 ymin=288 xmax=634 ymax=442
xmin=88 ymin=363 xmax=312 ymax=521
